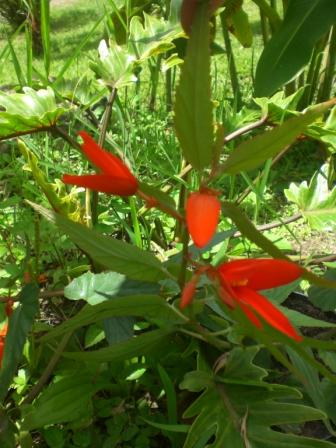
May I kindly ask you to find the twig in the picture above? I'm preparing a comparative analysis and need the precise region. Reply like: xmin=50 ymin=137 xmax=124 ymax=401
xmin=91 ymin=87 xmax=118 ymax=225
xmin=54 ymin=126 xmax=82 ymax=151
xmin=232 ymin=212 xmax=302 ymax=238
xmin=224 ymin=115 xmax=268 ymax=144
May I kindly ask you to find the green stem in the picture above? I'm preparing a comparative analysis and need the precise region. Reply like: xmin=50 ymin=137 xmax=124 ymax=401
xmin=91 ymin=87 xmax=118 ymax=225
xmin=317 ymin=26 xmax=336 ymax=103
xmin=220 ymin=12 xmax=242 ymax=109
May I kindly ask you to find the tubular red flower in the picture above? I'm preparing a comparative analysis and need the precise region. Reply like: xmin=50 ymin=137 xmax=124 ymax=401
xmin=217 ymin=259 xmax=303 ymax=341
xmin=62 ymin=131 xmax=138 ymax=196
xmin=186 ymin=191 xmax=221 ymax=248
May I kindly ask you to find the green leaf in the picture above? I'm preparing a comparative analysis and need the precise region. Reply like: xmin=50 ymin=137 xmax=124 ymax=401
xmin=90 ymin=39 xmax=137 ymax=89
xmin=142 ymin=418 xmax=189 ymax=433
xmin=174 ymin=1 xmax=213 ymax=170
xmin=255 ymin=0 xmax=336 ymax=96
xmin=285 ymin=163 xmax=336 ymax=231
xmin=21 ymin=373 xmax=106 ymax=430
xmin=129 ymin=13 xmax=183 ymax=61
xmin=0 ymin=284 xmax=39 ymax=402
xmin=40 ymin=295 xmax=185 ymax=343
xmin=19 ymin=141 xmax=85 ymax=223
xmin=221 ymin=101 xmax=336 ymax=174
xmin=226 ymin=5 xmax=253 ymax=48
xmin=28 ymin=202 xmax=170 ymax=283
xmin=64 ymin=271 xmax=160 ymax=305
xmin=0 ymin=87 xmax=66 ymax=140
xmin=281 ymin=307 xmax=336 ymax=328
xmin=221 ymin=200 xmax=336 ymax=289
xmin=62 ymin=327 xmax=174 ymax=362
xmin=308 ymin=270 xmax=336 ymax=311
xmin=180 ymin=348 xmax=334 ymax=448
xmin=103 ymin=316 xmax=134 ymax=345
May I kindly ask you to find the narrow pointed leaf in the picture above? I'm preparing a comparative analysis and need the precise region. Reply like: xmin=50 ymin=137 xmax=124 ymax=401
xmin=255 ymin=0 xmax=336 ymax=96
xmin=174 ymin=1 xmax=213 ymax=170
xmin=28 ymin=202 xmax=170 ymax=283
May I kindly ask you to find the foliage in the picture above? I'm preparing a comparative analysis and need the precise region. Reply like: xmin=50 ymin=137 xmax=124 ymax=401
xmin=0 ymin=0 xmax=336 ymax=447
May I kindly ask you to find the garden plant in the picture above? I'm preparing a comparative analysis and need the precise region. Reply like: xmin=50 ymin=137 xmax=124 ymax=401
xmin=1 ymin=0 xmax=336 ymax=447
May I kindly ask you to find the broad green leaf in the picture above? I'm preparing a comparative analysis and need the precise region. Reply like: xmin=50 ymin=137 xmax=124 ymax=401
xmin=285 ymin=164 xmax=336 ymax=231
xmin=308 ymin=270 xmax=336 ymax=311
xmin=174 ymin=1 xmax=213 ymax=170
xmin=221 ymin=100 xmax=336 ymax=174
xmin=0 ymin=87 xmax=66 ymax=140
xmin=181 ymin=348 xmax=333 ymax=448
xmin=103 ymin=316 xmax=134 ymax=345
xmin=0 ymin=284 xmax=39 ymax=401
xmin=255 ymin=0 xmax=336 ymax=96
xmin=28 ymin=202 xmax=171 ymax=283
xmin=62 ymin=327 xmax=174 ymax=362
xmin=64 ymin=271 xmax=160 ymax=305
xmin=129 ymin=13 xmax=183 ymax=61
xmin=19 ymin=141 xmax=85 ymax=223
xmin=40 ymin=295 xmax=185 ymax=343
xmin=221 ymin=200 xmax=336 ymax=289
xmin=21 ymin=373 xmax=106 ymax=430
xmin=90 ymin=40 xmax=137 ymax=89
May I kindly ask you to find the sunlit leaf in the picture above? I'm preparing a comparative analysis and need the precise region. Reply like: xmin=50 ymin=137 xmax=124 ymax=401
xmin=285 ymin=163 xmax=336 ymax=231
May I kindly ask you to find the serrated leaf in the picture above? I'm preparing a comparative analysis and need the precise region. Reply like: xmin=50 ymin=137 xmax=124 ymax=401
xmin=221 ymin=101 xmax=336 ymax=174
xmin=62 ymin=327 xmax=174 ymax=362
xmin=40 ymin=295 xmax=185 ymax=343
xmin=174 ymin=1 xmax=213 ymax=170
xmin=0 ymin=284 xmax=39 ymax=401
xmin=285 ymin=164 xmax=336 ymax=231
xmin=21 ymin=373 xmax=106 ymax=430
xmin=64 ymin=271 xmax=160 ymax=305
xmin=28 ymin=202 xmax=170 ymax=283
xmin=255 ymin=0 xmax=336 ymax=96
xmin=0 ymin=87 xmax=66 ymax=140
xmin=90 ymin=40 xmax=137 ymax=89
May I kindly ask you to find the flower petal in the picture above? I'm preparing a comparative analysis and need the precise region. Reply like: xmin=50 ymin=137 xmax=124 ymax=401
xmin=63 ymin=173 xmax=138 ymax=196
xmin=234 ymin=286 xmax=302 ymax=341
xmin=180 ymin=279 xmax=197 ymax=309
xmin=186 ymin=192 xmax=221 ymax=248
xmin=79 ymin=131 xmax=135 ymax=180
xmin=218 ymin=259 xmax=302 ymax=291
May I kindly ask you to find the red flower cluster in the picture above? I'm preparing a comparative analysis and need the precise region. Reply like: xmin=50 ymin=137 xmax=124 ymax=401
xmin=63 ymin=131 xmax=138 ymax=196
xmin=180 ymin=259 xmax=303 ymax=341
xmin=186 ymin=190 xmax=221 ymax=248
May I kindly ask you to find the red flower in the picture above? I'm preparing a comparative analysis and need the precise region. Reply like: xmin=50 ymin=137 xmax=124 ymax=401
xmin=217 ymin=259 xmax=303 ymax=341
xmin=63 ymin=131 xmax=138 ymax=196
xmin=186 ymin=190 xmax=221 ymax=248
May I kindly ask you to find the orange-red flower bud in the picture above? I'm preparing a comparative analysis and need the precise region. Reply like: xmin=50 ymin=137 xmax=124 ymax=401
xmin=186 ymin=191 xmax=221 ymax=248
